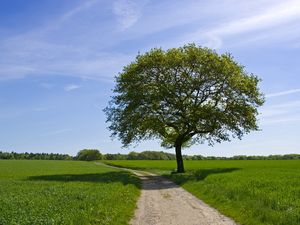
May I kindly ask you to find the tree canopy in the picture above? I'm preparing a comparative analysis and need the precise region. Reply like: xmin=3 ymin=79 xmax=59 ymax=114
xmin=105 ymin=44 xmax=264 ymax=172
xmin=76 ymin=149 xmax=103 ymax=161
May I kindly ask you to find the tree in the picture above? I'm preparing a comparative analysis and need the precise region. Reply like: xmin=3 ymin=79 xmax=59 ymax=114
xmin=76 ymin=149 xmax=103 ymax=161
xmin=105 ymin=44 xmax=264 ymax=173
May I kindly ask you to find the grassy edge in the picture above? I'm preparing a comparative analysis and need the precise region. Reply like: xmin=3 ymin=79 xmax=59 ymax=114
xmin=101 ymin=161 xmax=242 ymax=224
xmin=96 ymin=161 xmax=143 ymax=224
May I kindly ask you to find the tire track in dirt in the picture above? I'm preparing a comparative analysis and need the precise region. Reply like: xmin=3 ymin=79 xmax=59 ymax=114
xmin=96 ymin=162 xmax=237 ymax=225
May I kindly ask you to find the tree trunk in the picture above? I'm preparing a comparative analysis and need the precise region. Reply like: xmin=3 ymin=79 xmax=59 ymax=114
xmin=175 ymin=144 xmax=185 ymax=173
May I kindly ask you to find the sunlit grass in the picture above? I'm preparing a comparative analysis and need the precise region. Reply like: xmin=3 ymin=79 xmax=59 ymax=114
xmin=105 ymin=160 xmax=300 ymax=225
xmin=0 ymin=160 xmax=140 ymax=225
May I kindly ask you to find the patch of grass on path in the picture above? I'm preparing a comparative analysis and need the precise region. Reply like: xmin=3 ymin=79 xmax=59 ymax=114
xmin=105 ymin=160 xmax=300 ymax=225
xmin=0 ymin=160 xmax=140 ymax=225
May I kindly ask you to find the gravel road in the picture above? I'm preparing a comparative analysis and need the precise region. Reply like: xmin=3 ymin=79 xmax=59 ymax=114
xmin=130 ymin=171 xmax=237 ymax=225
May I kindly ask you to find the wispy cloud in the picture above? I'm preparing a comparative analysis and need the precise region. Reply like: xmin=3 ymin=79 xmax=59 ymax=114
xmin=261 ymin=116 xmax=300 ymax=125
xmin=64 ymin=84 xmax=81 ymax=91
xmin=260 ymin=100 xmax=300 ymax=116
xmin=93 ymin=104 xmax=103 ymax=111
xmin=40 ymin=82 xmax=55 ymax=89
xmin=0 ymin=106 xmax=51 ymax=120
xmin=180 ymin=0 xmax=300 ymax=48
xmin=39 ymin=0 xmax=100 ymax=33
xmin=259 ymin=100 xmax=300 ymax=125
xmin=113 ymin=0 xmax=142 ymax=30
xmin=0 ymin=0 xmax=132 ymax=81
xmin=1 ymin=0 xmax=300 ymax=82
xmin=61 ymin=0 xmax=99 ymax=22
xmin=214 ymin=1 xmax=300 ymax=35
xmin=266 ymin=88 xmax=300 ymax=98
xmin=42 ymin=128 xmax=72 ymax=136
xmin=33 ymin=107 xmax=50 ymax=112
xmin=0 ymin=37 xmax=132 ymax=81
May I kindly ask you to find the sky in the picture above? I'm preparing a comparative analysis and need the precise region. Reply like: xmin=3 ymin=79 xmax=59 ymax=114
xmin=0 ymin=0 xmax=300 ymax=156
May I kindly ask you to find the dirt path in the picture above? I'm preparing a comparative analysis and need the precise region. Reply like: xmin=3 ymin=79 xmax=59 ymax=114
xmin=130 ymin=171 xmax=237 ymax=225
xmin=95 ymin=163 xmax=237 ymax=225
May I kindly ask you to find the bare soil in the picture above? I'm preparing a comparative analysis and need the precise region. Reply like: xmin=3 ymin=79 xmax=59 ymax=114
xmin=96 ymin=163 xmax=237 ymax=225
xmin=130 ymin=171 xmax=237 ymax=225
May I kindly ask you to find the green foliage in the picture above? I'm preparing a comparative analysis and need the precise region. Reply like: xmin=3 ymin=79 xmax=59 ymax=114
xmin=103 ymin=152 xmax=300 ymax=160
xmin=76 ymin=149 xmax=103 ymax=161
xmin=0 ymin=151 xmax=72 ymax=160
xmin=103 ymin=151 xmax=175 ymax=160
xmin=105 ymin=44 xmax=264 ymax=148
xmin=104 ymin=153 xmax=128 ymax=160
xmin=183 ymin=154 xmax=300 ymax=160
xmin=0 ymin=160 xmax=140 ymax=225
xmin=106 ymin=160 xmax=300 ymax=225
xmin=126 ymin=151 xmax=176 ymax=160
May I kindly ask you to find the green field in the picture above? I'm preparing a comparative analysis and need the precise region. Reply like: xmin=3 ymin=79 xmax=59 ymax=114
xmin=0 ymin=160 xmax=140 ymax=225
xmin=105 ymin=160 xmax=300 ymax=225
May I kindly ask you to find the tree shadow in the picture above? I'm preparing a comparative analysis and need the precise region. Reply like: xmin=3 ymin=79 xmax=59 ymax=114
xmin=135 ymin=174 xmax=179 ymax=190
xmin=165 ymin=168 xmax=240 ymax=185
xmin=27 ymin=168 xmax=240 ymax=191
xmin=133 ymin=168 xmax=241 ymax=191
xmin=27 ymin=171 xmax=140 ymax=188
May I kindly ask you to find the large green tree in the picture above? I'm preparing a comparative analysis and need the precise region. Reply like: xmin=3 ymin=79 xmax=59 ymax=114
xmin=105 ymin=44 xmax=264 ymax=173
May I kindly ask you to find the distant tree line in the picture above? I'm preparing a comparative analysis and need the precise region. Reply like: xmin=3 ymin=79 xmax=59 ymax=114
xmin=182 ymin=154 xmax=300 ymax=160
xmin=102 ymin=152 xmax=300 ymax=160
xmin=1 ymin=150 xmax=300 ymax=161
xmin=103 ymin=151 xmax=176 ymax=160
xmin=0 ymin=151 xmax=72 ymax=160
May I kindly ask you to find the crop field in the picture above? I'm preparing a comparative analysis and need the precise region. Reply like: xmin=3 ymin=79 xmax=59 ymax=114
xmin=0 ymin=160 xmax=140 ymax=225
xmin=105 ymin=160 xmax=300 ymax=225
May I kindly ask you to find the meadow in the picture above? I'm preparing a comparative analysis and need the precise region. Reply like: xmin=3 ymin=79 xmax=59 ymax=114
xmin=0 ymin=160 xmax=140 ymax=225
xmin=105 ymin=160 xmax=300 ymax=225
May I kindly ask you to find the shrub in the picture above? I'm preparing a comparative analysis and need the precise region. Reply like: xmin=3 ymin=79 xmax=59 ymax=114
xmin=76 ymin=149 xmax=102 ymax=161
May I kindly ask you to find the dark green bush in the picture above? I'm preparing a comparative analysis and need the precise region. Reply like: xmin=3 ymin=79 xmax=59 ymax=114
xmin=76 ymin=149 xmax=102 ymax=161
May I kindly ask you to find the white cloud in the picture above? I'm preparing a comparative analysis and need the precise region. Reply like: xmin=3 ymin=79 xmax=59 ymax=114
xmin=61 ymin=0 xmax=99 ymax=21
xmin=261 ymin=117 xmax=300 ymax=125
xmin=33 ymin=107 xmax=50 ymax=112
xmin=94 ymin=104 xmax=103 ymax=111
xmin=113 ymin=0 xmax=142 ymax=30
xmin=0 ymin=36 xmax=132 ymax=81
xmin=0 ymin=0 xmax=133 ymax=81
xmin=0 ymin=66 xmax=37 ymax=81
xmin=40 ymin=82 xmax=55 ymax=89
xmin=42 ymin=128 xmax=72 ymax=136
xmin=1 ymin=0 xmax=300 ymax=82
xmin=41 ymin=0 xmax=100 ymax=32
xmin=214 ymin=1 xmax=300 ymax=35
xmin=64 ymin=84 xmax=81 ymax=91
xmin=266 ymin=88 xmax=300 ymax=98
xmin=259 ymin=100 xmax=300 ymax=125
xmin=260 ymin=100 xmax=300 ymax=116
xmin=0 ymin=106 xmax=51 ymax=120
xmin=181 ymin=0 xmax=300 ymax=48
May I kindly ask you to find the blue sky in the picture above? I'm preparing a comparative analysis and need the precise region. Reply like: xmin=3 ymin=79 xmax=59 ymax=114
xmin=0 ymin=0 xmax=300 ymax=156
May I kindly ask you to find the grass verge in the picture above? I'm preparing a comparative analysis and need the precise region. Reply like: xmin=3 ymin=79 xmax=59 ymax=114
xmin=0 ymin=160 xmax=140 ymax=225
xmin=104 ymin=160 xmax=300 ymax=225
